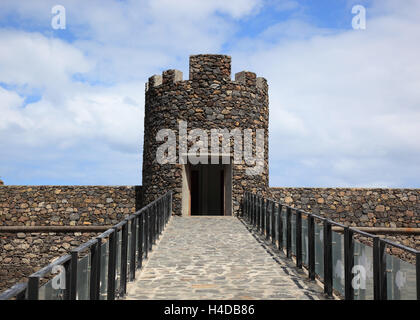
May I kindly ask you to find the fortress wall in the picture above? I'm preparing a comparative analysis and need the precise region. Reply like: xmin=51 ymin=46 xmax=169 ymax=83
xmin=0 ymin=185 xmax=142 ymax=293
xmin=0 ymin=186 xmax=141 ymax=227
xmin=269 ymin=187 xmax=419 ymax=228
xmin=0 ymin=185 xmax=419 ymax=292
xmin=269 ymin=187 xmax=420 ymax=255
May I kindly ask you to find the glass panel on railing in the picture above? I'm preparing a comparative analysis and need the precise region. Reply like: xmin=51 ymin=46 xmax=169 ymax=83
xmin=115 ymin=230 xmax=121 ymax=293
xmin=135 ymin=218 xmax=139 ymax=262
xmin=99 ymin=241 xmax=109 ymax=300
xmin=76 ymin=254 xmax=91 ymax=300
xmin=38 ymin=274 xmax=66 ymax=300
xmin=315 ymin=222 xmax=324 ymax=280
xmin=332 ymin=231 xmax=345 ymax=297
xmin=386 ymin=252 xmax=417 ymax=300
xmin=291 ymin=213 xmax=296 ymax=255
xmin=302 ymin=217 xmax=309 ymax=266
xmin=353 ymin=240 xmax=374 ymax=300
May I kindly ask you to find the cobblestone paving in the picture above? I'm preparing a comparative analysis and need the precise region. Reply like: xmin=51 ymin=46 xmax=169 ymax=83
xmin=125 ymin=216 xmax=325 ymax=300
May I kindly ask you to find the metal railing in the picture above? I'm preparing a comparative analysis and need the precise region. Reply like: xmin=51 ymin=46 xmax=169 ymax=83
xmin=0 ymin=191 xmax=172 ymax=300
xmin=242 ymin=191 xmax=420 ymax=300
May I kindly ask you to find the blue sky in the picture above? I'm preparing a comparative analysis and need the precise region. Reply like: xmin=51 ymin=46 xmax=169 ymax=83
xmin=0 ymin=0 xmax=419 ymax=187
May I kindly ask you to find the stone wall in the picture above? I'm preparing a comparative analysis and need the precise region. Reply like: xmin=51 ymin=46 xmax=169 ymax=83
xmin=0 ymin=186 xmax=142 ymax=226
xmin=268 ymin=187 xmax=420 ymax=253
xmin=268 ymin=187 xmax=419 ymax=228
xmin=0 ymin=185 xmax=142 ymax=293
xmin=142 ymin=54 xmax=269 ymax=216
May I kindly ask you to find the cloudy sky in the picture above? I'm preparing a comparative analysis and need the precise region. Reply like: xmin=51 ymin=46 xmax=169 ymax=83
xmin=0 ymin=0 xmax=419 ymax=187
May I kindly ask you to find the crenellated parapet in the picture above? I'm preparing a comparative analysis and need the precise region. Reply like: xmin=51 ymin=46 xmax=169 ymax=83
xmin=145 ymin=54 xmax=268 ymax=93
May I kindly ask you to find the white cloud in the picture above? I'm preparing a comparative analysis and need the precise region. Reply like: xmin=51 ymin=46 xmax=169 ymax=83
xmin=0 ymin=0 xmax=261 ymax=185
xmin=232 ymin=0 xmax=420 ymax=187
xmin=1 ymin=0 xmax=420 ymax=188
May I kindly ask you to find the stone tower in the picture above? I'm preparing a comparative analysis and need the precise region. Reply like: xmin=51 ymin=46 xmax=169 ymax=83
xmin=142 ymin=54 xmax=269 ymax=216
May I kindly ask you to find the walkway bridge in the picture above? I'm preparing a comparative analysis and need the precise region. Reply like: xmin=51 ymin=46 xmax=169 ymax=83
xmin=1 ymin=191 xmax=419 ymax=300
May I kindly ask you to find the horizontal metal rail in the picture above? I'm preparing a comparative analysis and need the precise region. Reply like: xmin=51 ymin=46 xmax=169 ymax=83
xmin=242 ymin=191 xmax=420 ymax=301
xmin=0 ymin=226 xmax=113 ymax=233
xmin=0 ymin=283 xmax=27 ymax=300
xmin=0 ymin=191 xmax=173 ymax=301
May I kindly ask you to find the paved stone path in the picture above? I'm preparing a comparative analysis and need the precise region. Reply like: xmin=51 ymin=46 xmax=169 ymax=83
xmin=125 ymin=216 xmax=325 ymax=300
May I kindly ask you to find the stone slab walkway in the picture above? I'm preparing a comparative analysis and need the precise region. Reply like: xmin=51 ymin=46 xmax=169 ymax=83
xmin=125 ymin=216 xmax=324 ymax=300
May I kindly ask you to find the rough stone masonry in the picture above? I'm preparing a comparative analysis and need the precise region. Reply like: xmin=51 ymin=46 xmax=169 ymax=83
xmin=142 ymin=54 xmax=269 ymax=216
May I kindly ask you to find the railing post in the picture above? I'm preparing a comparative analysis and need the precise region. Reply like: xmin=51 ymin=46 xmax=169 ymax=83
xmin=156 ymin=201 xmax=159 ymax=237
xmin=379 ymin=240 xmax=387 ymax=300
xmin=252 ymin=194 xmax=256 ymax=226
xmin=161 ymin=199 xmax=163 ymax=229
xmin=243 ymin=193 xmax=246 ymax=219
xmin=155 ymin=202 xmax=158 ymax=240
xmin=70 ymin=250 xmax=78 ymax=300
xmin=27 ymin=276 xmax=39 ymax=300
xmin=161 ymin=198 xmax=165 ymax=232
xmin=244 ymin=193 xmax=247 ymax=220
xmin=157 ymin=200 xmax=161 ymax=236
xmin=120 ymin=221 xmax=128 ymax=297
xmin=323 ymin=220 xmax=333 ymax=297
xmin=254 ymin=196 xmax=258 ymax=229
xmin=265 ymin=200 xmax=270 ymax=240
xmin=153 ymin=203 xmax=157 ymax=244
xmin=373 ymin=236 xmax=381 ymax=300
xmin=166 ymin=193 xmax=169 ymax=223
xmin=137 ymin=214 xmax=144 ymax=269
xmin=156 ymin=202 xmax=159 ymax=240
xmin=159 ymin=199 xmax=162 ymax=235
xmin=145 ymin=208 xmax=149 ymax=257
xmin=344 ymin=227 xmax=354 ymax=300
xmin=286 ymin=207 xmax=291 ymax=258
xmin=130 ymin=217 xmax=137 ymax=281
xmin=296 ymin=210 xmax=302 ymax=269
xmin=308 ymin=214 xmax=315 ymax=280
xmin=246 ymin=192 xmax=251 ymax=222
xmin=260 ymin=197 xmax=264 ymax=235
xmin=107 ymin=229 xmax=117 ymax=300
xmin=254 ymin=194 xmax=257 ymax=227
xmin=150 ymin=205 xmax=153 ymax=247
xmin=278 ymin=205 xmax=283 ymax=251
xmin=64 ymin=259 xmax=71 ymax=300
xmin=90 ymin=239 xmax=100 ymax=300
xmin=152 ymin=204 xmax=156 ymax=245
xmin=169 ymin=191 xmax=173 ymax=220
xmin=271 ymin=201 xmax=275 ymax=245
xmin=256 ymin=196 xmax=260 ymax=231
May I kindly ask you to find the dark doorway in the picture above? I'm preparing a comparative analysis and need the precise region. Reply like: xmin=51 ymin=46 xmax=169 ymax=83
xmin=191 ymin=170 xmax=199 ymax=215
xmin=190 ymin=163 xmax=224 ymax=215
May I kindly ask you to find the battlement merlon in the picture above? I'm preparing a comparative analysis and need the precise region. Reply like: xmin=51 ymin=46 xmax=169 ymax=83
xmin=147 ymin=74 xmax=162 ymax=92
xmin=146 ymin=70 xmax=183 ymax=92
xmin=163 ymin=69 xmax=183 ymax=84
xmin=235 ymin=71 xmax=256 ymax=86
xmin=256 ymin=77 xmax=268 ymax=91
xmin=189 ymin=54 xmax=231 ymax=82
